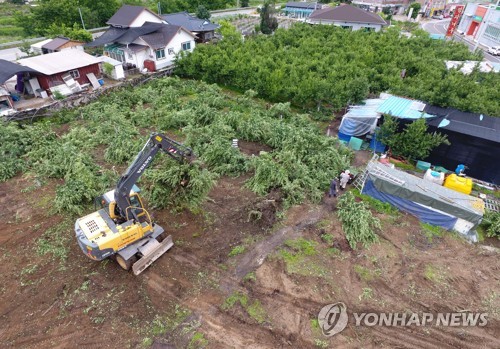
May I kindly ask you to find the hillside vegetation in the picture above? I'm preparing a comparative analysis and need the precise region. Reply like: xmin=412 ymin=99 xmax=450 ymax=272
xmin=175 ymin=23 xmax=500 ymax=116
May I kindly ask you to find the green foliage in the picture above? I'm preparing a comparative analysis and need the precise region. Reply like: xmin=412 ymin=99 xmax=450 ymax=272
xmin=377 ymin=115 xmax=449 ymax=161
xmin=103 ymin=62 xmax=114 ymax=77
xmin=2 ymin=77 xmax=351 ymax=217
xmin=481 ymin=211 xmax=500 ymax=239
xmin=175 ymin=23 xmax=499 ymax=115
xmin=352 ymin=188 xmax=399 ymax=216
xmin=406 ymin=3 xmax=421 ymax=19
xmin=260 ymin=1 xmax=278 ymax=34
xmin=217 ymin=20 xmax=242 ymax=42
xmin=392 ymin=118 xmax=449 ymax=161
xmin=143 ymin=159 xmax=218 ymax=211
xmin=337 ymin=191 xmax=380 ymax=249
xmin=156 ymin=0 xmax=235 ymax=15
xmin=221 ymin=291 xmax=267 ymax=324
xmin=46 ymin=23 xmax=92 ymax=42
xmin=15 ymin=0 xmax=121 ymax=36
xmin=196 ymin=5 xmax=210 ymax=20
xmin=36 ymin=219 xmax=73 ymax=262
xmin=228 ymin=245 xmax=246 ymax=256
xmin=52 ymin=90 xmax=65 ymax=100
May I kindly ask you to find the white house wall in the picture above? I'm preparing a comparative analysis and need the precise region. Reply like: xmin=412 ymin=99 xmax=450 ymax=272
xmin=130 ymin=11 xmax=164 ymax=27
xmin=309 ymin=19 xmax=383 ymax=32
xmin=126 ymin=29 xmax=196 ymax=70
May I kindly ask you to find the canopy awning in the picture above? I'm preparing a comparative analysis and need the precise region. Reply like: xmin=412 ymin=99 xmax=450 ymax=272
xmin=0 ymin=59 xmax=40 ymax=84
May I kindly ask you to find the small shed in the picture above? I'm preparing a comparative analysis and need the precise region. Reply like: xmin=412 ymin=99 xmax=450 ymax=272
xmin=30 ymin=39 xmax=52 ymax=55
xmin=17 ymin=50 xmax=101 ymax=94
xmin=41 ymin=37 xmax=85 ymax=54
xmin=98 ymin=56 xmax=125 ymax=80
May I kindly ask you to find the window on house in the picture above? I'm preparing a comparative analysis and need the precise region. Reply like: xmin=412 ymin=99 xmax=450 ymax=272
xmin=168 ymin=48 xmax=174 ymax=55
xmin=156 ymin=48 xmax=166 ymax=60
xmin=69 ymin=69 xmax=80 ymax=79
xmin=181 ymin=41 xmax=191 ymax=51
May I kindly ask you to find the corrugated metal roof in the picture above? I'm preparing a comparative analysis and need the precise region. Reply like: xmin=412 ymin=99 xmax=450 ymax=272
xmin=377 ymin=96 xmax=433 ymax=119
xmin=17 ymin=50 xmax=101 ymax=76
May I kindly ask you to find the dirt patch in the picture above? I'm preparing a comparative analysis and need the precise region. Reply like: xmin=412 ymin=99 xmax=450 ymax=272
xmin=238 ymin=140 xmax=272 ymax=157
xmin=1 ymin=169 xmax=499 ymax=349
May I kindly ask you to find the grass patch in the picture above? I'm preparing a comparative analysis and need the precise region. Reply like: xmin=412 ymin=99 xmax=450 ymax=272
xmin=420 ymin=223 xmax=444 ymax=243
xmin=243 ymin=271 xmax=256 ymax=283
xmin=320 ymin=233 xmax=334 ymax=245
xmin=278 ymin=238 xmax=327 ymax=277
xmin=424 ymin=264 xmax=446 ymax=284
xmin=354 ymin=264 xmax=381 ymax=282
xmin=188 ymin=332 xmax=209 ymax=349
xmin=222 ymin=291 xmax=248 ymax=310
xmin=228 ymin=245 xmax=245 ymax=257
xmin=221 ymin=291 xmax=269 ymax=324
xmin=246 ymin=300 xmax=267 ymax=324
xmin=352 ymin=189 xmax=399 ymax=216
xmin=391 ymin=160 xmax=416 ymax=172
xmin=36 ymin=219 xmax=73 ymax=263
xmin=359 ymin=287 xmax=374 ymax=301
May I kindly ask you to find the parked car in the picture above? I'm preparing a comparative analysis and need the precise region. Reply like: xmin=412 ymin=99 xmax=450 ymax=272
xmin=487 ymin=46 xmax=500 ymax=56
xmin=432 ymin=14 xmax=444 ymax=20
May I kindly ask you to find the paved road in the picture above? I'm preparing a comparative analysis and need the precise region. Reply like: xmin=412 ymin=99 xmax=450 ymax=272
xmin=421 ymin=18 xmax=450 ymax=35
xmin=422 ymin=19 xmax=500 ymax=64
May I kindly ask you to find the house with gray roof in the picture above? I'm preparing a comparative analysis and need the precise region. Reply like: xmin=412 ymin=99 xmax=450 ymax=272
xmin=163 ymin=12 xmax=219 ymax=43
xmin=106 ymin=4 xmax=164 ymax=28
xmin=308 ymin=4 xmax=387 ymax=32
xmin=87 ymin=5 xmax=197 ymax=72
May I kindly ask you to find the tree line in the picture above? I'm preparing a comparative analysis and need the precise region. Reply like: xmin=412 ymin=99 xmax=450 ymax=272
xmin=13 ymin=0 xmax=235 ymax=38
xmin=175 ymin=23 xmax=500 ymax=116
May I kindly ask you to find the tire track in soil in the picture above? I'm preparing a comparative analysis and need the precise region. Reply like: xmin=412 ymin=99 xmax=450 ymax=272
xmin=234 ymin=206 xmax=328 ymax=280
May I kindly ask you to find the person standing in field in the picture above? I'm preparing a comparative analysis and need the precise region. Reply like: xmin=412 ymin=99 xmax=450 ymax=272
xmin=339 ymin=170 xmax=351 ymax=190
xmin=329 ymin=178 xmax=338 ymax=197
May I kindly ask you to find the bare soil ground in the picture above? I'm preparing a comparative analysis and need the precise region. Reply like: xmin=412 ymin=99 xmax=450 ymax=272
xmin=1 ymin=152 xmax=499 ymax=349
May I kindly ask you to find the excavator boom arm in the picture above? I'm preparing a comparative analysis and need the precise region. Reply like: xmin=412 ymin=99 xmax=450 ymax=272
xmin=114 ymin=133 xmax=193 ymax=219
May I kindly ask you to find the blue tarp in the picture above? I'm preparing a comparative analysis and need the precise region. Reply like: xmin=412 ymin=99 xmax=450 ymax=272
xmin=339 ymin=117 xmax=376 ymax=136
xmin=337 ymin=131 xmax=352 ymax=142
xmin=362 ymin=179 xmax=458 ymax=230
xmin=369 ymin=138 xmax=386 ymax=153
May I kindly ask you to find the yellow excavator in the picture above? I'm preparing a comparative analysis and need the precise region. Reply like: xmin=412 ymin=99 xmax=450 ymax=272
xmin=75 ymin=133 xmax=193 ymax=275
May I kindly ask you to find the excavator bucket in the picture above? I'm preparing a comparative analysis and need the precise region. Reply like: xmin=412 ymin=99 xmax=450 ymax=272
xmin=132 ymin=235 xmax=174 ymax=276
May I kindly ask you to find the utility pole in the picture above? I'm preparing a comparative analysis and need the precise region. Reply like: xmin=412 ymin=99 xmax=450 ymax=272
xmin=473 ymin=0 xmax=499 ymax=52
xmin=157 ymin=2 xmax=161 ymax=16
xmin=78 ymin=7 xmax=86 ymax=30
